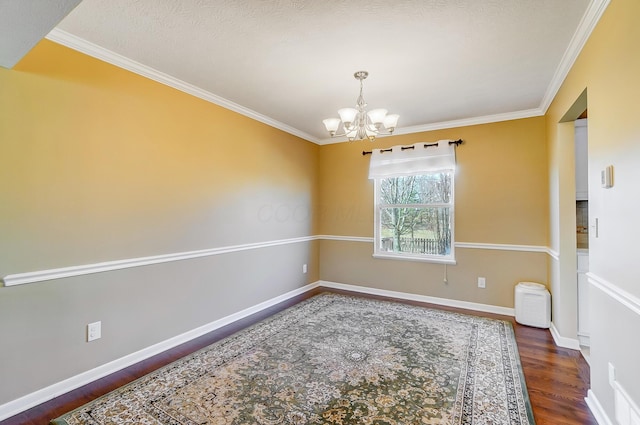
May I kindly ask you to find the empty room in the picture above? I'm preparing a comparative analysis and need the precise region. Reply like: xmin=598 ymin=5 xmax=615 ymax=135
xmin=1 ymin=0 xmax=639 ymax=424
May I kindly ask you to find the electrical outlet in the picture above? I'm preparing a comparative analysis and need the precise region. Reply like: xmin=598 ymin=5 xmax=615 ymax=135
xmin=87 ymin=321 xmax=102 ymax=342
xmin=302 ymin=264 xmax=308 ymax=274
xmin=478 ymin=277 xmax=486 ymax=288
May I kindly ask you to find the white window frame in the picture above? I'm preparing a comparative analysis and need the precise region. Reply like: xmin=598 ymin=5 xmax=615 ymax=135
xmin=373 ymin=171 xmax=456 ymax=264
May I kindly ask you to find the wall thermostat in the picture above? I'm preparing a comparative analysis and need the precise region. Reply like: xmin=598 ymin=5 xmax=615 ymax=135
xmin=601 ymin=165 xmax=614 ymax=188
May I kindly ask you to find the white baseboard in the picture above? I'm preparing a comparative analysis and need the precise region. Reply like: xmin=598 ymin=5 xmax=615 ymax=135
xmin=550 ymin=322 xmax=581 ymax=350
xmin=586 ymin=389 xmax=614 ymax=425
xmin=0 ymin=279 xmax=580 ymax=421
xmin=0 ymin=281 xmax=321 ymax=422
xmin=318 ymin=280 xmax=516 ymax=317
xmin=578 ymin=333 xmax=591 ymax=348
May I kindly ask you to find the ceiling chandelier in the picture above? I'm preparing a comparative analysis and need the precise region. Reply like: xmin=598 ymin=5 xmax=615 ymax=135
xmin=322 ymin=71 xmax=399 ymax=142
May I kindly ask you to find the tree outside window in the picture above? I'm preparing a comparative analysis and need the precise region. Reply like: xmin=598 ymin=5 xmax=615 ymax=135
xmin=376 ymin=171 xmax=454 ymax=261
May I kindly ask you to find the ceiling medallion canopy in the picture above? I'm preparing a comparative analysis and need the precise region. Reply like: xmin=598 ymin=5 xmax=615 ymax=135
xmin=323 ymin=71 xmax=399 ymax=142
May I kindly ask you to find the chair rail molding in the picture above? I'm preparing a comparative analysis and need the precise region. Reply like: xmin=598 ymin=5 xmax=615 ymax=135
xmin=1 ymin=236 xmax=317 ymax=287
xmin=587 ymin=272 xmax=640 ymax=317
xmin=2 ymin=235 xmax=557 ymax=287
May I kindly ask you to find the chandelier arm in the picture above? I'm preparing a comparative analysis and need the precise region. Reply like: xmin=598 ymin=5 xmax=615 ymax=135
xmin=325 ymin=127 xmax=395 ymax=139
xmin=330 ymin=114 xmax=394 ymax=138
xmin=322 ymin=70 xmax=398 ymax=141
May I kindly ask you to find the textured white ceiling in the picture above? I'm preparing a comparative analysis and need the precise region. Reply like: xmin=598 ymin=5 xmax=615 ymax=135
xmin=51 ymin=0 xmax=596 ymax=143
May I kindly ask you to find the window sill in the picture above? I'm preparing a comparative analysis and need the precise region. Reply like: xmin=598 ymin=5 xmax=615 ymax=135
xmin=372 ymin=253 xmax=457 ymax=265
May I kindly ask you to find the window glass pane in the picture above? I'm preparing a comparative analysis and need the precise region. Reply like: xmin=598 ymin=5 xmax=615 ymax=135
xmin=379 ymin=173 xmax=452 ymax=205
xmin=379 ymin=207 xmax=452 ymax=255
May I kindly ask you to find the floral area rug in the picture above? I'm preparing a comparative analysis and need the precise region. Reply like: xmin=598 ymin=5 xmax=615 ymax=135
xmin=52 ymin=293 xmax=535 ymax=424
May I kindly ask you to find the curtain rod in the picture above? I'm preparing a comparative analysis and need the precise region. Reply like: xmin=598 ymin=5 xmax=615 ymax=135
xmin=362 ymin=139 xmax=463 ymax=156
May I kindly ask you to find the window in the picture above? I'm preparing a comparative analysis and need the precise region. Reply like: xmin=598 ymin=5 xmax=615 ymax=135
xmin=369 ymin=141 xmax=456 ymax=264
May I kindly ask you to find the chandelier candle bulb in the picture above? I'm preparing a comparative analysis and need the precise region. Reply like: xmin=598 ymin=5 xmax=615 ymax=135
xmin=323 ymin=71 xmax=399 ymax=141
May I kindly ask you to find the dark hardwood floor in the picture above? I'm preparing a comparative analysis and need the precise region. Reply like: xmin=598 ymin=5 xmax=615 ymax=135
xmin=1 ymin=288 xmax=596 ymax=425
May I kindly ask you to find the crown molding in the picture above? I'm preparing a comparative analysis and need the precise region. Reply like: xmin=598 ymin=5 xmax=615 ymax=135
xmin=46 ymin=0 xmax=609 ymax=148
xmin=317 ymin=108 xmax=545 ymax=145
xmin=45 ymin=29 xmax=320 ymax=144
xmin=539 ymin=0 xmax=611 ymax=112
xmin=319 ymin=0 xmax=608 ymax=144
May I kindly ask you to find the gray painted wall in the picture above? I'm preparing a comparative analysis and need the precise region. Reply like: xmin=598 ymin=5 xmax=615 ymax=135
xmin=0 ymin=40 xmax=319 ymax=408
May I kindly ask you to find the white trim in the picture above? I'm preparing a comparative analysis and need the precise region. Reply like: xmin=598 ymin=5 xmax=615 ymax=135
xmin=44 ymin=29 xmax=320 ymax=144
xmin=575 ymin=118 xmax=588 ymax=128
xmin=577 ymin=333 xmax=591 ymax=347
xmin=319 ymin=235 xmax=551 ymax=255
xmin=371 ymin=253 xmax=457 ymax=265
xmin=588 ymin=272 xmax=640 ymax=317
xmin=547 ymin=248 xmax=560 ymax=261
xmin=2 ymin=236 xmax=559 ymax=287
xmin=2 ymin=236 xmax=317 ymax=287
xmin=586 ymin=390 xmax=615 ymax=425
xmin=454 ymin=242 xmax=548 ymax=253
xmin=539 ymin=0 xmax=610 ymax=112
xmin=612 ymin=381 xmax=640 ymax=425
xmin=45 ymin=0 xmax=609 ymax=147
xmin=549 ymin=322 xmax=581 ymax=350
xmin=316 ymin=235 xmax=374 ymax=243
xmin=2 ymin=276 xmax=581 ymax=420
xmin=0 ymin=278 xmax=515 ymax=420
xmin=0 ymin=281 xmax=321 ymax=421
xmin=319 ymin=280 xmax=515 ymax=317
xmin=373 ymin=173 xmax=456 ymax=264
xmin=317 ymin=108 xmax=544 ymax=145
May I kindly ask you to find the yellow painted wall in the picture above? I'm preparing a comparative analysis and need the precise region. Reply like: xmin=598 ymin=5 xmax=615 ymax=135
xmin=4 ymin=0 xmax=639 ymax=418
xmin=0 ymin=40 xmax=319 ymax=406
xmin=319 ymin=118 xmax=548 ymax=245
xmin=545 ymin=0 xmax=640 ymax=417
xmin=318 ymin=117 xmax=549 ymax=307
xmin=0 ymin=40 xmax=318 ymax=274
